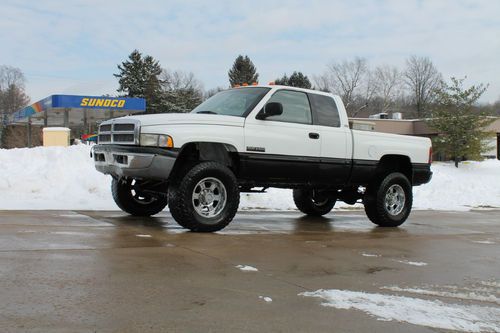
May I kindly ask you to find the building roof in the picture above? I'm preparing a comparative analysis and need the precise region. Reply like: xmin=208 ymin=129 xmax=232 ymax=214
xmin=350 ymin=117 xmax=500 ymax=135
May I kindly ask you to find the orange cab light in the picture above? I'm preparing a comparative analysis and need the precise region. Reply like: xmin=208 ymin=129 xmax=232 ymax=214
xmin=233 ymin=84 xmax=240 ymax=88
xmin=252 ymin=82 xmax=258 ymax=86
xmin=268 ymin=81 xmax=275 ymax=85
xmin=242 ymin=83 xmax=249 ymax=86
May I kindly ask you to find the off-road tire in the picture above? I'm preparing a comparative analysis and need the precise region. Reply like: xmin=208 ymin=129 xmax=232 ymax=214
xmin=111 ymin=178 xmax=168 ymax=216
xmin=168 ymin=162 xmax=239 ymax=232
xmin=293 ymin=189 xmax=336 ymax=216
xmin=363 ymin=172 xmax=412 ymax=227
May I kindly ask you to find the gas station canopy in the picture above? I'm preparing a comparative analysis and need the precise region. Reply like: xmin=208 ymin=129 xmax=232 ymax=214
xmin=10 ymin=95 xmax=146 ymax=126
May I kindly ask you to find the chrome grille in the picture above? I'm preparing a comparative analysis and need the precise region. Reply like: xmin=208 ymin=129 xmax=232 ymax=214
xmin=113 ymin=123 xmax=135 ymax=131
xmin=98 ymin=119 xmax=140 ymax=145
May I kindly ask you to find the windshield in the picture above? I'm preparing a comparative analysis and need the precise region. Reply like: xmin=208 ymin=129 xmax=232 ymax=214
xmin=191 ymin=87 xmax=270 ymax=117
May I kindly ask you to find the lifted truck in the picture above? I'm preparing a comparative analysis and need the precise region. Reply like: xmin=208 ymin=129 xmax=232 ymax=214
xmin=92 ymin=85 xmax=432 ymax=232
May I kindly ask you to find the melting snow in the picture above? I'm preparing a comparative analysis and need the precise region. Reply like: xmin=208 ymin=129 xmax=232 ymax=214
xmin=136 ymin=234 xmax=152 ymax=238
xmin=361 ymin=253 xmax=381 ymax=257
xmin=300 ymin=289 xmax=500 ymax=332
xmin=392 ymin=259 xmax=428 ymax=266
xmin=259 ymin=296 xmax=272 ymax=302
xmin=235 ymin=265 xmax=258 ymax=272
xmin=382 ymin=285 xmax=500 ymax=306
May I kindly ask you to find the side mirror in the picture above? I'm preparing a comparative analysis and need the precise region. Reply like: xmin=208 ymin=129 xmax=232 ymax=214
xmin=256 ymin=102 xmax=283 ymax=120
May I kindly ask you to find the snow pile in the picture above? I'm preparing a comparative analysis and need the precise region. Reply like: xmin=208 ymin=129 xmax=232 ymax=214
xmin=0 ymin=145 xmax=499 ymax=211
xmin=0 ymin=145 xmax=115 ymax=210
xmin=300 ymin=289 xmax=500 ymax=332
xmin=413 ymin=160 xmax=500 ymax=211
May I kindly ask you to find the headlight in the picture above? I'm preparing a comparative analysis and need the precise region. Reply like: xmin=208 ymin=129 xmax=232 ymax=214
xmin=140 ymin=134 xmax=173 ymax=148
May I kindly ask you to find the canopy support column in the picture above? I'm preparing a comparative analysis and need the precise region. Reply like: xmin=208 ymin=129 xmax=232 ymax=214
xmin=27 ymin=117 xmax=32 ymax=148
xmin=63 ymin=109 xmax=69 ymax=127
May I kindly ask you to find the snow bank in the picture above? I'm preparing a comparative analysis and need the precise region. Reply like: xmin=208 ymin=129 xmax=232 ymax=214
xmin=1 ymin=145 xmax=499 ymax=211
xmin=0 ymin=145 xmax=115 ymax=210
xmin=300 ymin=289 xmax=500 ymax=332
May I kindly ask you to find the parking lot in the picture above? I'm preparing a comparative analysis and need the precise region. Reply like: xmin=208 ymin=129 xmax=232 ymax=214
xmin=0 ymin=209 xmax=499 ymax=332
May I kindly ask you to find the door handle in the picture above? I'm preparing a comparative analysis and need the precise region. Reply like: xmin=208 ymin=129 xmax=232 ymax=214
xmin=309 ymin=132 xmax=320 ymax=139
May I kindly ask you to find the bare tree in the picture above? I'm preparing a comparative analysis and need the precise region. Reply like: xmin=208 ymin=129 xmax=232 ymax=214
xmin=315 ymin=57 xmax=370 ymax=116
xmin=0 ymin=65 xmax=25 ymax=91
xmin=404 ymin=56 xmax=443 ymax=118
xmin=0 ymin=66 xmax=30 ymax=147
xmin=159 ymin=70 xmax=204 ymax=113
xmin=373 ymin=65 xmax=402 ymax=113
xmin=205 ymin=86 xmax=225 ymax=100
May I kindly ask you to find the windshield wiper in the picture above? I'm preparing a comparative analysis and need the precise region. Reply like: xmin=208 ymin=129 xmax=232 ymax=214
xmin=196 ymin=111 xmax=218 ymax=114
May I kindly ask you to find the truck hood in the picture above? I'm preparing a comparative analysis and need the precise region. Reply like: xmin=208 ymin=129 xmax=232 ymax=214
xmin=118 ymin=113 xmax=245 ymax=127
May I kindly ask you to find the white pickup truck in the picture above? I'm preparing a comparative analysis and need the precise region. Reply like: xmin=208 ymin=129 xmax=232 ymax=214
xmin=92 ymin=85 xmax=432 ymax=232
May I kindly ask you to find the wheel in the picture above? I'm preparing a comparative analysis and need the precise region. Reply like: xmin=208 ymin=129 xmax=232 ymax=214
xmin=363 ymin=172 xmax=412 ymax=227
xmin=168 ymin=162 xmax=239 ymax=232
xmin=111 ymin=178 xmax=168 ymax=216
xmin=293 ymin=189 xmax=336 ymax=216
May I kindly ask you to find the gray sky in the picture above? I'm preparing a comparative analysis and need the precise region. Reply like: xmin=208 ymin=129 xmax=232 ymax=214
xmin=1 ymin=0 xmax=499 ymax=103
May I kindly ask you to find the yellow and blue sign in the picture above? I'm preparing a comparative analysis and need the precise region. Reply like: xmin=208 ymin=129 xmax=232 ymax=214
xmin=11 ymin=95 xmax=146 ymax=122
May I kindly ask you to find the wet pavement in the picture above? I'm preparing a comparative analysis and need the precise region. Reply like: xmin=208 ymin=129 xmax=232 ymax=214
xmin=0 ymin=209 xmax=499 ymax=332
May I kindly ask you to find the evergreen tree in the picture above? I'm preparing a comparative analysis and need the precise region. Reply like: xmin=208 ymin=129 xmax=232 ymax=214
xmin=114 ymin=50 xmax=163 ymax=113
xmin=275 ymin=71 xmax=312 ymax=89
xmin=428 ymin=77 xmax=494 ymax=167
xmin=228 ymin=55 xmax=259 ymax=86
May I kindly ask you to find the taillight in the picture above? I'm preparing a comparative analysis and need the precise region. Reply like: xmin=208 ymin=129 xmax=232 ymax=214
xmin=428 ymin=147 xmax=433 ymax=164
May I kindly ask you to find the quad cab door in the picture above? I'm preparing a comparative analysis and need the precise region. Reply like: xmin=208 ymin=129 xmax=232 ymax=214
xmin=243 ymin=89 xmax=321 ymax=183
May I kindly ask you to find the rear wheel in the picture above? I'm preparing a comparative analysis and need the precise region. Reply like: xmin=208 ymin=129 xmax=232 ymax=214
xmin=168 ymin=162 xmax=239 ymax=232
xmin=293 ymin=189 xmax=336 ymax=216
xmin=363 ymin=172 xmax=412 ymax=227
xmin=111 ymin=178 xmax=168 ymax=216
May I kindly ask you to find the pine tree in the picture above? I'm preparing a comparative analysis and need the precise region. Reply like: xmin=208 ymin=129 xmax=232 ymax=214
xmin=228 ymin=55 xmax=259 ymax=86
xmin=114 ymin=50 xmax=164 ymax=113
xmin=275 ymin=71 xmax=312 ymax=89
xmin=428 ymin=77 xmax=494 ymax=167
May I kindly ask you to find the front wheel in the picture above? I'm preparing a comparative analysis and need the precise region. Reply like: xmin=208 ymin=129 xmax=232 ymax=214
xmin=168 ymin=162 xmax=240 ymax=232
xmin=363 ymin=172 xmax=412 ymax=227
xmin=111 ymin=178 xmax=168 ymax=216
xmin=293 ymin=189 xmax=336 ymax=216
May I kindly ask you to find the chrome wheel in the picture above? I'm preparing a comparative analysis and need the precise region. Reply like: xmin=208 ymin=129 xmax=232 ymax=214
xmin=192 ymin=177 xmax=227 ymax=218
xmin=384 ymin=184 xmax=405 ymax=216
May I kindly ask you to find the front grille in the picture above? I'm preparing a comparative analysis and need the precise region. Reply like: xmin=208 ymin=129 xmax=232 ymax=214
xmin=113 ymin=123 xmax=135 ymax=131
xmin=100 ymin=124 xmax=111 ymax=132
xmin=113 ymin=134 xmax=135 ymax=142
xmin=98 ymin=134 xmax=111 ymax=142
xmin=98 ymin=119 xmax=139 ymax=145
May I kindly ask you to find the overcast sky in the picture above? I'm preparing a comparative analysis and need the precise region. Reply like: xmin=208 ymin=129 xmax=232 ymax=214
xmin=1 ymin=0 xmax=499 ymax=103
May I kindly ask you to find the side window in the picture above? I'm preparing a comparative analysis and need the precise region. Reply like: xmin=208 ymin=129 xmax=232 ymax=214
xmin=265 ymin=90 xmax=312 ymax=125
xmin=309 ymin=93 xmax=340 ymax=127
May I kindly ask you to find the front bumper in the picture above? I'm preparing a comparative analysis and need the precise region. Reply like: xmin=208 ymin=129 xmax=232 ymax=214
xmin=92 ymin=144 xmax=178 ymax=180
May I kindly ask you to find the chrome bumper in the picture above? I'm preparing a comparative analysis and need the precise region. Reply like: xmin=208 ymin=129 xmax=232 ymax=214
xmin=92 ymin=144 xmax=177 ymax=180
